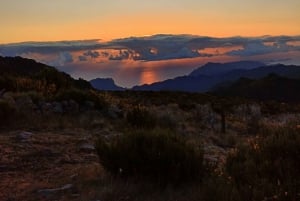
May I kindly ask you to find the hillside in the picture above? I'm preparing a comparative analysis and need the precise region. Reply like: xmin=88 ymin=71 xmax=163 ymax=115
xmin=189 ymin=61 xmax=265 ymax=76
xmin=0 ymin=56 xmax=91 ymax=94
xmin=132 ymin=62 xmax=300 ymax=92
xmin=1 ymin=57 xmax=300 ymax=201
xmin=214 ymin=73 xmax=300 ymax=102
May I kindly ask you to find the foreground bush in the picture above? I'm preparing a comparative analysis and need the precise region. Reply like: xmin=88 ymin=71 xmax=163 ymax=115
xmin=126 ymin=106 xmax=157 ymax=129
xmin=226 ymin=128 xmax=300 ymax=201
xmin=54 ymin=88 xmax=108 ymax=110
xmin=96 ymin=129 xmax=203 ymax=184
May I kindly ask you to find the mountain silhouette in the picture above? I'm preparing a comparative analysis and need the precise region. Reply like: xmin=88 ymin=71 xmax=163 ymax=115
xmin=189 ymin=61 xmax=265 ymax=76
xmin=0 ymin=56 xmax=91 ymax=92
xmin=132 ymin=61 xmax=300 ymax=92
xmin=214 ymin=74 xmax=300 ymax=102
xmin=90 ymin=78 xmax=125 ymax=91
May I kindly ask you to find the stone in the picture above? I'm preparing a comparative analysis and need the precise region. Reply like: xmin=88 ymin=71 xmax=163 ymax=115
xmin=16 ymin=131 xmax=33 ymax=142
xmin=79 ymin=143 xmax=96 ymax=152
xmin=38 ymin=184 xmax=73 ymax=197
xmin=40 ymin=102 xmax=52 ymax=113
xmin=204 ymin=155 xmax=219 ymax=164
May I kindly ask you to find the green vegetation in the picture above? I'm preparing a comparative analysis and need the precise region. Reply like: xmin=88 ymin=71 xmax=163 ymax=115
xmin=0 ymin=56 xmax=92 ymax=97
xmin=126 ymin=106 xmax=157 ymax=129
xmin=216 ymin=74 xmax=300 ymax=102
xmin=1 ymin=56 xmax=300 ymax=200
xmin=226 ymin=128 xmax=300 ymax=201
xmin=96 ymin=129 xmax=204 ymax=185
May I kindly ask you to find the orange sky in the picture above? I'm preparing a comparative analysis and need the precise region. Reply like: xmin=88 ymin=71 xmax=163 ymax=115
xmin=1 ymin=0 xmax=300 ymax=43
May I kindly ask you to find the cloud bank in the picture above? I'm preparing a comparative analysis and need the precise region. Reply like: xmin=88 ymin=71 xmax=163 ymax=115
xmin=0 ymin=35 xmax=300 ymax=87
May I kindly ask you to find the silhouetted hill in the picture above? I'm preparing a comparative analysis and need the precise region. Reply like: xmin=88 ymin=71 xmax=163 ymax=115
xmin=132 ymin=62 xmax=300 ymax=92
xmin=189 ymin=61 xmax=265 ymax=76
xmin=132 ymin=75 xmax=220 ymax=92
xmin=214 ymin=74 xmax=300 ymax=102
xmin=0 ymin=56 xmax=50 ymax=75
xmin=0 ymin=56 xmax=91 ymax=93
xmin=90 ymin=78 xmax=125 ymax=91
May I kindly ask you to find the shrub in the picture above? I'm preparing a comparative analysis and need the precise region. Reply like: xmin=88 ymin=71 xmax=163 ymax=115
xmin=156 ymin=113 xmax=177 ymax=130
xmin=0 ymin=100 xmax=17 ymax=127
xmin=54 ymin=88 xmax=108 ymax=110
xmin=96 ymin=129 xmax=204 ymax=184
xmin=126 ymin=106 xmax=157 ymax=129
xmin=226 ymin=128 xmax=300 ymax=201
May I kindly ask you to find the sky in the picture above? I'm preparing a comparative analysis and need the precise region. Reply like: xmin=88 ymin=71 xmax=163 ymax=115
xmin=1 ymin=1 xmax=300 ymax=87
xmin=1 ymin=0 xmax=300 ymax=43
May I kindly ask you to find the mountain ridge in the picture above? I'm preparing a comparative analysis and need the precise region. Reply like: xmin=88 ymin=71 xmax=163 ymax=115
xmin=90 ymin=78 xmax=125 ymax=91
xmin=132 ymin=61 xmax=300 ymax=92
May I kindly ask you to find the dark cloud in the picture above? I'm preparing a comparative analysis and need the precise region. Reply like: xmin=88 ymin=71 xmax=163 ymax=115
xmin=109 ymin=50 xmax=132 ymax=60
xmin=60 ymin=52 xmax=73 ymax=63
xmin=78 ymin=55 xmax=87 ymax=61
xmin=109 ymin=35 xmax=299 ymax=60
xmin=227 ymin=40 xmax=295 ymax=56
xmin=0 ymin=35 xmax=299 ymax=62
xmin=0 ymin=39 xmax=104 ymax=56
xmin=83 ymin=50 xmax=100 ymax=58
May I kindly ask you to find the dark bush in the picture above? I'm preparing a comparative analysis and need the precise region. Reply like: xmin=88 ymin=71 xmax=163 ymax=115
xmin=96 ymin=129 xmax=203 ymax=184
xmin=226 ymin=128 xmax=300 ymax=201
xmin=0 ymin=100 xmax=17 ymax=127
xmin=54 ymin=88 xmax=108 ymax=110
xmin=126 ymin=106 xmax=157 ymax=129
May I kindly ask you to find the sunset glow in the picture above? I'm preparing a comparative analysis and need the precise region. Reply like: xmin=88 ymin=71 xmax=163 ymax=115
xmin=1 ymin=0 xmax=300 ymax=87
xmin=1 ymin=0 xmax=300 ymax=43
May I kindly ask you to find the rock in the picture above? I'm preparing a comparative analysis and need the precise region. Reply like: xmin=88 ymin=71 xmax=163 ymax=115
xmin=38 ymin=184 xmax=73 ymax=197
xmin=16 ymin=131 xmax=33 ymax=142
xmin=52 ymin=102 xmax=64 ymax=113
xmin=79 ymin=143 xmax=96 ymax=152
xmin=40 ymin=102 xmax=52 ymax=113
xmin=204 ymin=155 xmax=218 ymax=164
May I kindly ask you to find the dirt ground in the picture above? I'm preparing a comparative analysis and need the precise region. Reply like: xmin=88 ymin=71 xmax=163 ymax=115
xmin=0 ymin=129 xmax=104 ymax=201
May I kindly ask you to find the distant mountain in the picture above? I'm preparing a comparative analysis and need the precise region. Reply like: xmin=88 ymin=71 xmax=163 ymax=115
xmin=132 ymin=62 xmax=300 ymax=92
xmin=132 ymin=75 xmax=215 ymax=92
xmin=189 ymin=61 xmax=265 ymax=76
xmin=90 ymin=78 xmax=125 ymax=91
xmin=218 ymin=64 xmax=300 ymax=80
xmin=214 ymin=74 xmax=300 ymax=102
